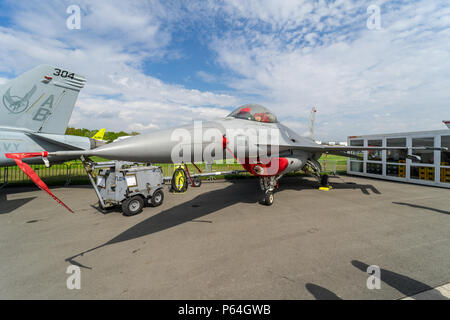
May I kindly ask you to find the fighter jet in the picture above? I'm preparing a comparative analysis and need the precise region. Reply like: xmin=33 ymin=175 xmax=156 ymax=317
xmin=5 ymin=104 xmax=446 ymax=210
xmin=0 ymin=65 xmax=103 ymax=167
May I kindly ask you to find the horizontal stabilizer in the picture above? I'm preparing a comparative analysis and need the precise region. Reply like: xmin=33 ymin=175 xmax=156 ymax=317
xmin=27 ymin=132 xmax=85 ymax=150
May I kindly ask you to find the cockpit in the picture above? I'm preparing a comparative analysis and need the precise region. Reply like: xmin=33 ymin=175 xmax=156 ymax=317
xmin=227 ymin=104 xmax=278 ymax=123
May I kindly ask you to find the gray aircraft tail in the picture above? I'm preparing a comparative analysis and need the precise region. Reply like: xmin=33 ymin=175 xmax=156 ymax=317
xmin=0 ymin=65 xmax=85 ymax=134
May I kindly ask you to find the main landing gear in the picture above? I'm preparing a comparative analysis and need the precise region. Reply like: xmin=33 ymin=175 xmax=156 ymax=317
xmin=259 ymin=175 xmax=283 ymax=206
xmin=320 ymin=174 xmax=330 ymax=188
xmin=258 ymin=159 xmax=330 ymax=206
xmin=305 ymin=159 xmax=330 ymax=188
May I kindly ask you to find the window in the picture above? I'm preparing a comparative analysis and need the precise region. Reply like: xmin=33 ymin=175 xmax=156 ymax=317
xmin=387 ymin=164 xmax=405 ymax=178
xmin=349 ymin=139 xmax=364 ymax=173
xmin=350 ymin=161 xmax=363 ymax=172
xmin=350 ymin=139 xmax=364 ymax=158
xmin=368 ymin=139 xmax=382 ymax=161
xmin=441 ymin=135 xmax=450 ymax=183
xmin=386 ymin=138 xmax=407 ymax=162
xmin=440 ymin=167 xmax=450 ymax=183
xmin=441 ymin=136 xmax=450 ymax=164
xmin=367 ymin=163 xmax=382 ymax=175
xmin=411 ymin=166 xmax=435 ymax=181
xmin=412 ymin=137 xmax=434 ymax=164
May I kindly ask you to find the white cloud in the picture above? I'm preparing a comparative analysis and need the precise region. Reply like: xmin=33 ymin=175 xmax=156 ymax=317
xmin=209 ymin=0 xmax=450 ymax=139
xmin=0 ymin=0 xmax=449 ymax=141
xmin=0 ymin=0 xmax=240 ymax=133
xmin=196 ymin=71 xmax=217 ymax=83
xmin=129 ymin=123 xmax=160 ymax=131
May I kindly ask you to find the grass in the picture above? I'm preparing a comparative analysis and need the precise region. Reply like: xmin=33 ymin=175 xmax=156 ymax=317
xmin=1 ymin=155 xmax=348 ymax=187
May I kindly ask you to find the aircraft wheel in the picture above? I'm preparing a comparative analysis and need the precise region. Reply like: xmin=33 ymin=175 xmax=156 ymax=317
xmin=321 ymin=174 xmax=330 ymax=187
xmin=122 ymin=196 xmax=144 ymax=216
xmin=264 ymin=191 xmax=274 ymax=206
xmin=151 ymin=189 xmax=164 ymax=207
xmin=193 ymin=177 xmax=202 ymax=187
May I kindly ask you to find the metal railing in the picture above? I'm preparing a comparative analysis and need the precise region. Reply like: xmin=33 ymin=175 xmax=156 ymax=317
xmin=0 ymin=163 xmax=89 ymax=186
xmin=0 ymin=160 xmax=342 ymax=186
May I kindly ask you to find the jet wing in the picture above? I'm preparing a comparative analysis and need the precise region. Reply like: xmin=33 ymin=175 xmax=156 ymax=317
xmin=318 ymin=145 xmax=447 ymax=159
xmin=323 ymin=150 xmax=363 ymax=160
xmin=257 ymin=143 xmax=447 ymax=157
xmin=303 ymin=145 xmax=446 ymax=152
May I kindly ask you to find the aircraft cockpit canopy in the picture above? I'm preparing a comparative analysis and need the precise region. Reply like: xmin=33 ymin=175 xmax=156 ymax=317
xmin=227 ymin=104 xmax=278 ymax=123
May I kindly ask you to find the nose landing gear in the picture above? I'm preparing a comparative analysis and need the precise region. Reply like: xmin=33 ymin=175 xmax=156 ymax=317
xmin=259 ymin=175 xmax=282 ymax=206
xmin=264 ymin=191 xmax=274 ymax=206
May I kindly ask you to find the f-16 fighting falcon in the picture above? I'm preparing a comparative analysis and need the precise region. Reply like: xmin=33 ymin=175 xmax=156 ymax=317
xmin=5 ymin=103 xmax=446 ymax=211
xmin=0 ymin=65 xmax=103 ymax=167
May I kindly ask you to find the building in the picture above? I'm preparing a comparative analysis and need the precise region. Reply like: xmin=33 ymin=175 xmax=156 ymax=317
xmin=347 ymin=130 xmax=450 ymax=188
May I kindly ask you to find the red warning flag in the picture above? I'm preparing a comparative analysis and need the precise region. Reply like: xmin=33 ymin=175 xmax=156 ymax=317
xmin=5 ymin=152 xmax=74 ymax=213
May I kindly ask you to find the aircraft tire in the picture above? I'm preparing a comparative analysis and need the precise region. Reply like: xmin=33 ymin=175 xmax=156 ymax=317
xmin=122 ymin=196 xmax=144 ymax=216
xmin=264 ymin=191 xmax=274 ymax=206
xmin=151 ymin=189 xmax=164 ymax=207
xmin=171 ymin=167 xmax=188 ymax=193
xmin=193 ymin=177 xmax=202 ymax=187
xmin=321 ymin=174 xmax=330 ymax=187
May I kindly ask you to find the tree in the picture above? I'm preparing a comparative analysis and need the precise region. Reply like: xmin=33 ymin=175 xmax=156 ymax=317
xmin=65 ymin=127 xmax=139 ymax=142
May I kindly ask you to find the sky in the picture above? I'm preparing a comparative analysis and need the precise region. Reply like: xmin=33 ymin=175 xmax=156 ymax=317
xmin=0 ymin=0 xmax=449 ymax=140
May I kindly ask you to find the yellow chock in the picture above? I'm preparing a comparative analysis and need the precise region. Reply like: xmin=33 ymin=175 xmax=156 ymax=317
xmin=319 ymin=187 xmax=330 ymax=191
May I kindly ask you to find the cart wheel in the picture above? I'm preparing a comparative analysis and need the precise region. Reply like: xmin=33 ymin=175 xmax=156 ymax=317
xmin=151 ymin=189 xmax=164 ymax=207
xmin=122 ymin=196 xmax=144 ymax=216
xmin=193 ymin=177 xmax=202 ymax=187
xmin=264 ymin=191 xmax=274 ymax=206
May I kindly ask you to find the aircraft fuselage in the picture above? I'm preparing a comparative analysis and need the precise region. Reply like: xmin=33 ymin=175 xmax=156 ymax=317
xmin=81 ymin=117 xmax=323 ymax=176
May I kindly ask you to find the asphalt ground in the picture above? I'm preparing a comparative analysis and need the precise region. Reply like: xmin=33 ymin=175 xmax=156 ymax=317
xmin=0 ymin=175 xmax=449 ymax=299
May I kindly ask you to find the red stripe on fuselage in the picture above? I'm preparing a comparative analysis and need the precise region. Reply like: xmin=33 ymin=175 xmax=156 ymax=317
xmin=240 ymin=157 xmax=289 ymax=176
xmin=221 ymin=135 xmax=288 ymax=176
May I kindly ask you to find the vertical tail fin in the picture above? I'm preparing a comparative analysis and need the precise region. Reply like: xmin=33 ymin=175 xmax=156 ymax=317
xmin=0 ymin=65 xmax=85 ymax=134
xmin=91 ymin=128 xmax=106 ymax=141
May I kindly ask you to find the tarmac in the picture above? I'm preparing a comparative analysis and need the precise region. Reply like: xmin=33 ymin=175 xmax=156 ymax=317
xmin=0 ymin=175 xmax=449 ymax=299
